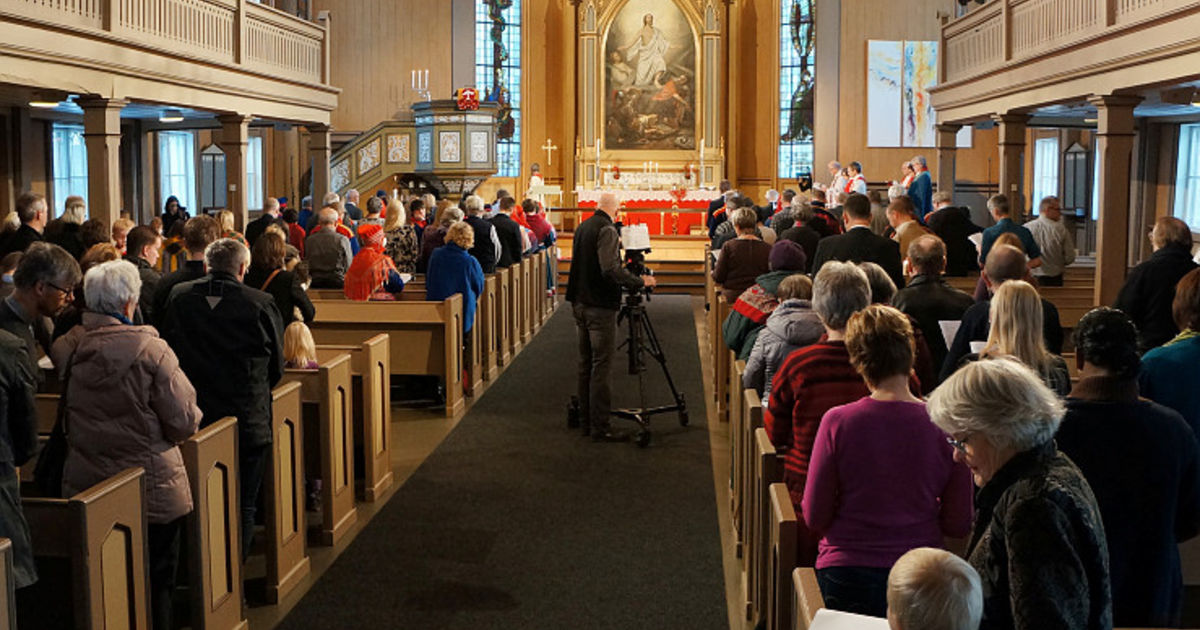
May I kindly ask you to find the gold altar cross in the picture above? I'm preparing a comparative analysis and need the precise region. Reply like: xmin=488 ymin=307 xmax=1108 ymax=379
xmin=542 ymin=138 xmax=559 ymax=166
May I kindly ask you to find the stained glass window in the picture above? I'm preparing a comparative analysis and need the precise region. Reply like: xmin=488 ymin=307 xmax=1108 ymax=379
xmin=475 ymin=0 xmax=521 ymax=178
xmin=779 ymin=0 xmax=815 ymax=179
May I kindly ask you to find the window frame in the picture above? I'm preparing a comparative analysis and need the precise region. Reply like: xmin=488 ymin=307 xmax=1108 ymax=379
xmin=50 ymin=122 xmax=89 ymax=218
xmin=1031 ymin=135 xmax=1060 ymax=216
xmin=475 ymin=0 xmax=522 ymax=178
xmin=246 ymin=134 xmax=265 ymax=212
xmin=158 ymin=130 xmax=198 ymax=218
xmin=778 ymin=0 xmax=815 ymax=180
xmin=1174 ymin=122 xmax=1200 ymax=231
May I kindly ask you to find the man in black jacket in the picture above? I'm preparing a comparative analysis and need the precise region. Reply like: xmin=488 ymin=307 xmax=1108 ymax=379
xmin=1114 ymin=216 xmax=1199 ymax=353
xmin=0 ymin=192 xmax=48 ymax=258
xmin=244 ymin=197 xmax=289 ymax=248
xmin=162 ymin=237 xmax=284 ymax=558
xmin=490 ymin=196 xmax=525 ymax=268
xmin=892 ymin=235 xmax=975 ymax=378
xmin=811 ymin=193 xmax=904 ymax=288
xmin=567 ymin=192 xmax=656 ymax=441
xmin=124 ymin=226 xmax=163 ymax=326
xmin=463 ymin=195 xmax=500 ymax=273
xmin=0 ymin=327 xmax=38 ymax=591
xmin=152 ymin=215 xmax=219 ymax=329
xmin=925 ymin=191 xmax=983 ymax=276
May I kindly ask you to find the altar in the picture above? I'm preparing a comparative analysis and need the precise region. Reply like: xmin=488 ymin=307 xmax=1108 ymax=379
xmin=560 ymin=188 xmax=718 ymax=236
xmin=576 ymin=188 xmax=717 ymax=209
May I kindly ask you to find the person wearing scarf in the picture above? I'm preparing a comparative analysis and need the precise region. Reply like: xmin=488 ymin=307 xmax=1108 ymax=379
xmin=344 ymin=224 xmax=404 ymax=301
xmin=721 ymin=239 xmax=807 ymax=359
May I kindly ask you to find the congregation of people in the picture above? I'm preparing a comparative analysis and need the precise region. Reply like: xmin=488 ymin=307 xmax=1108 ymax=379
xmin=711 ymin=156 xmax=1200 ymax=629
xmin=0 ymin=186 xmax=556 ymax=628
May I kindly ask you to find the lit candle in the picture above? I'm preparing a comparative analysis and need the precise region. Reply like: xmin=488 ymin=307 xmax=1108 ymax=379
xmin=424 ymin=69 xmax=429 ymax=90
xmin=411 ymin=70 xmax=416 ymax=89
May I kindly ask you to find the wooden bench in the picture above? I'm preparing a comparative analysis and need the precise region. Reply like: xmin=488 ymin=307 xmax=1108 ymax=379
xmin=282 ymin=353 xmax=358 ymax=546
xmin=182 ymin=417 xmax=249 ymax=630
xmin=309 ymin=294 xmax=465 ymax=416
xmin=316 ymin=335 xmax=394 ymax=502
xmin=767 ymin=483 xmax=799 ymax=630
xmin=0 ymin=539 xmax=13 ymax=630
xmin=264 ymin=381 xmax=311 ymax=604
xmin=479 ymin=274 xmax=500 ymax=382
xmin=791 ymin=567 xmax=824 ymax=630
xmin=750 ymin=426 xmax=781 ymax=628
xmin=713 ymin=294 xmax=731 ymax=422
xmin=729 ymin=358 xmax=746 ymax=555
xmin=23 ymin=468 xmax=149 ymax=629
xmin=494 ymin=269 xmax=514 ymax=366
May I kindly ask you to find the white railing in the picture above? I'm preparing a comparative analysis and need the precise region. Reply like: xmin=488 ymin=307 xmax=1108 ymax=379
xmin=941 ymin=0 xmax=1199 ymax=84
xmin=0 ymin=0 xmax=329 ymax=85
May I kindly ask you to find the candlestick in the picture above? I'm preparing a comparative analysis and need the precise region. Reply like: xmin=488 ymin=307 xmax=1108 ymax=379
xmin=411 ymin=70 xmax=416 ymax=90
xmin=424 ymin=69 xmax=429 ymax=90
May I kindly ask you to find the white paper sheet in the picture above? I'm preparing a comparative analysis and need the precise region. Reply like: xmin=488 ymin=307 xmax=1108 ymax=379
xmin=810 ymin=608 xmax=891 ymax=629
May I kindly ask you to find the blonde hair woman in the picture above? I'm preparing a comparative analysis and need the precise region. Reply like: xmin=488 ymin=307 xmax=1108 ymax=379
xmin=62 ymin=196 xmax=87 ymax=224
xmin=283 ymin=321 xmax=319 ymax=369
xmin=980 ymin=280 xmax=1070 ymax=395
xmin=217 ymin=210 xmax=246 ymax=245
xmin=383 ymin=198 xmax=419 ymax=273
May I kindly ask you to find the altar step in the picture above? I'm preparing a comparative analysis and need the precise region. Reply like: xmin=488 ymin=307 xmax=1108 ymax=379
xmin=555 ymin=257 xmax=707 ymax=296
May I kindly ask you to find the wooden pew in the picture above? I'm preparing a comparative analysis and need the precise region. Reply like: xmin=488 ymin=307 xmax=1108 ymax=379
xmin=714 ymin=295 xmax=731 ymax=422
xmin=750 ymin=426 xmax=781 ymax=628
xmin=767 ymin=483 xmax=798 ymax=630
xmin=495 ymin=268 xmax=514 ymax=366
xmin=282 ymin=353 xmax=358 ymax=546
xmin=504 ymin=265 xmax=523 ymax=357
xmin=264 ymin=381 xmax=311 ymax=604
xmin=0 ymin=539 xmax=13 ymax=630
xmin=792 ymin=567 xmax=824 ymax=630
xmin=309 ymin=294 xmax=466 ymax=416
xmin=730 ymin=358 xmax=747 ymax=557
xmin=480 ymin=274 xmax=500 ymax=382
xmin=316 ymin=335 xmax=394 ymax=502
xmin=531 ymin=250 xmax=546 ymax=329
xmin=23 ymin=468 xmax=149 ymax=630
xmin=182 ymin=417 xmax=249 ymax=630
xmin=517 ymin=258 xmax=532 ymax=345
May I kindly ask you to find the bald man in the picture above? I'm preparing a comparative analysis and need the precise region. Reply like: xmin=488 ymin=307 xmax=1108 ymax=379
xmin=566 ymin=192 xmax=656 ymax=442
xmin=939 ymin=244 xmax=1064 ymax=383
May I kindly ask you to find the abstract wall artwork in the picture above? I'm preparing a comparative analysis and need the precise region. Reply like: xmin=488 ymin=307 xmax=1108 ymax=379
xmin=603 ymin=0 xmax=697 ymax=150
xmin=867 ymin=40 xmax=972 ymax=148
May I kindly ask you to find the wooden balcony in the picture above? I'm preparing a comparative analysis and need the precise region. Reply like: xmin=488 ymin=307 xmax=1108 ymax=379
xmin=0 ymin=0 xmax=338 ymax=123
xmin=930 ymin=0 xmax=1200 ymax=123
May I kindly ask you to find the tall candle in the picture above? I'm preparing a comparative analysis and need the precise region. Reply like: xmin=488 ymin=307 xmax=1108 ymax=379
xmin=411 ymin=70 xmax=416 ymax=89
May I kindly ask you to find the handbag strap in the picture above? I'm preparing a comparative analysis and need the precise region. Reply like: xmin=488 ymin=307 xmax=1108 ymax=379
xmin=50 ymin=351 xmax=77 ymax=439
xmin=260 ymin=268 xmax=283 ymax=291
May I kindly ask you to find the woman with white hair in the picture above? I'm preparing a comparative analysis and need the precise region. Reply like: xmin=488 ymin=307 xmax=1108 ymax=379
xmin=928 ymin=358 xmax=1112 ymax=630
xmin=45 ymin=195 xmax=87 ymax=258
xmin=51 ymin=259 xmax=201 ymax=630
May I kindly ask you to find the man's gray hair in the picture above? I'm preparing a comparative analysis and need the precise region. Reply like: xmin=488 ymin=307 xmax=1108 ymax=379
xmin=927 ymin=356 xmax=1065 ymax=453
xmin=908 ymin=235 xmax=947 ymax=276
xmin=346 ymin=189 xmax=360 ymax=202
xmin=859 ymin=262 xmax=896 ymax=304
xmin=264 ymin=197 xmax=280 ymax=214
xmin=204 ymin=238 xmax=250 ymax=276
xmin=464 ymin=195 xmax=485 ymax=216
xmin=887 ymin=547 xmax=982 ymax=630
xmin=438 ymin=207 xmax=465 ymax=227
xmin=317 ymin=207 xmax=338 ymax=226
xmin=84 ymin=259 xmax=142 ymax=316
xmin=888 ymin=184 xmax=907 ymax=201
xmin=365 ymin=196 xmax=383 ymax=216
xmin=911 ymin=155 xmax=928 ymax=168
xmin=812 ymin=261 xmax=870 ymax=330
xmin=792 ymin=201 xmax=814 ymax=223
xmin=12 ymin=242 xmax=81 ymax=291
xmin=322 ymin=192 xmax=341 ymax=207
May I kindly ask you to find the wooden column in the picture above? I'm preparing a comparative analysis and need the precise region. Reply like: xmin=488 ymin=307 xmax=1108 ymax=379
xmin=1089 ymin=94 xmax=1143 ymax=307
xmin=219 ymin=114 xmax=253 ymax=231
xmin=79 ymin=97 xmax=128 ymax=228
xmin=307 ymin=123 xmax=332 ymax=207
xmin=935 ymin=123 xmax=961 ymax=197
xmin=993 ymin=113 xmax=1029 ymax=221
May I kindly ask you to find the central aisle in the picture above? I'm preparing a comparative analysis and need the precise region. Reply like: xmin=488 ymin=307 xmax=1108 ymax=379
xmin=279 ymin=295 xmax=727 ymax=629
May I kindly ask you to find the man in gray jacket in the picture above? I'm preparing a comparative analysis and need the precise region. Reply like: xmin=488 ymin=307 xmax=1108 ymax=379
xmin=305 ymin=207 xmax=353 ymax=289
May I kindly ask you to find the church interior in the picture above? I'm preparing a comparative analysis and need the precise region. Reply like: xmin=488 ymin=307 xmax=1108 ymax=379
xmin=2 ymin=0 xmax=1200 ymax=628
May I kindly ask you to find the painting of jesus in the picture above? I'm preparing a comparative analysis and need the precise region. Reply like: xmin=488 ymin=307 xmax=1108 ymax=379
xmin=603 ymin=0 xmax=697 ymax=151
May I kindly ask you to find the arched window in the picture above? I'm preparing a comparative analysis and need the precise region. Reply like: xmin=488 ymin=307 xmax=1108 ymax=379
xmin=779 ymin=0 xmax=815 ymax=179
xmin=476 ymin=0 xmax=522 ymax=178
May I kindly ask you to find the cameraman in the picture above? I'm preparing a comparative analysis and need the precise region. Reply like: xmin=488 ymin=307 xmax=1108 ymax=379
xmin=567 ymin=192 xmax=657 ymax=441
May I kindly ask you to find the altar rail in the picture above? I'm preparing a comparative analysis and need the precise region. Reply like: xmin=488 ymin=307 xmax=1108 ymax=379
xmin=932 ymin=0 xmax=1200 ymax=123
xmin=548 ymin=207 xmax=708 ymax=236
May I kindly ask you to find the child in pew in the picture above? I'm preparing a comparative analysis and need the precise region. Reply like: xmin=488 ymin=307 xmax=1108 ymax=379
xmin=283 ymin=321 xmax=319 ymax=370
xmin=886 ymin=548 xmax=982 ymax=630
xmin=344 ymin=223 xmax=405 ymax=301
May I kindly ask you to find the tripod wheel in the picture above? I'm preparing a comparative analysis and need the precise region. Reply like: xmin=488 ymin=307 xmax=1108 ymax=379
xmin=636 ymin=431 xmax=651 ymax=448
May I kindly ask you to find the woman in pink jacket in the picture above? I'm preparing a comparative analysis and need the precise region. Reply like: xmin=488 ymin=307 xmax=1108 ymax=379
xmin=52 ymin=259 xmax=202 ymax=630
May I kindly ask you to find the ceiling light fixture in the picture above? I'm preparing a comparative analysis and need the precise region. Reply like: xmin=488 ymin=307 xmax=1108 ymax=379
xmin=159 ymin=109 xmax=184 ymax=123
xmin=1084 ymin=117 xmax=1098 ymax=124
xmin=29 ymin=99 xmax=60 ymax=109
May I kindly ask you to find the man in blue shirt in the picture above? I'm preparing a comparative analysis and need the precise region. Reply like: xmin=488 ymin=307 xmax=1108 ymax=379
xmin=978 ymin=194 xmax=1043 ymax=271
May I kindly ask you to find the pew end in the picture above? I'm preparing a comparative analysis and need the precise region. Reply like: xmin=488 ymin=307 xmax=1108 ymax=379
xmin=0 ymin=539 xmax=14 ymax=630
xmin=767 ymin=483 xmax=798 ymax=630
xmin=22 ymin=468 xmax=149 ymax=630
xmin=792 ymin=567 xmax=824 ymax=630
xmin=264 ymin=381 xmax=311 ymax=604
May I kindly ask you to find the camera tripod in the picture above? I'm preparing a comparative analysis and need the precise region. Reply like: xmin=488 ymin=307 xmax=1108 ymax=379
xmin=609 ymin=291 xmax=689 ymax=447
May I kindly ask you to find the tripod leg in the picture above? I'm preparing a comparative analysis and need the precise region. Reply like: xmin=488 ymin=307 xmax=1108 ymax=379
xmin=639 ymin=312 xmax=689 ymax=426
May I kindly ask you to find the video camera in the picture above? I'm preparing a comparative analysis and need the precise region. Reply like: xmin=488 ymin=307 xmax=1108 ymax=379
xmin=620 ymin=224 xmax=654 ymax=297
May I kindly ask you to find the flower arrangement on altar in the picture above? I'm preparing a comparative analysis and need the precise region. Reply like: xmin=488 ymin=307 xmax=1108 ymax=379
xmin=669 ymin=186 xmax=688 ymax=206
xmin=611 ymin=164 xmax=621 ymax=181
xmin=683 ymin=163 xmax=694 ymax=181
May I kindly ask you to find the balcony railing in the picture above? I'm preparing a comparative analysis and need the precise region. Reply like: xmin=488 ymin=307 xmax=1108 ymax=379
xmin=0 ymin=0 xmax=329 ymax=86
xmin=941 ymin=0 xmax=1198 ymax=85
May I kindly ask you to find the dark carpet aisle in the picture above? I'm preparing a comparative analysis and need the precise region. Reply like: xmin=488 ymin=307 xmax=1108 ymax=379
xmin=278 ymin=295 xmax=727 ymax=630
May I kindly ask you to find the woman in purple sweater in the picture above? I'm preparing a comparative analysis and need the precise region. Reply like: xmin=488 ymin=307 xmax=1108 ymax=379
xmin=802 ymin=304 xmax=974 ymax=617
